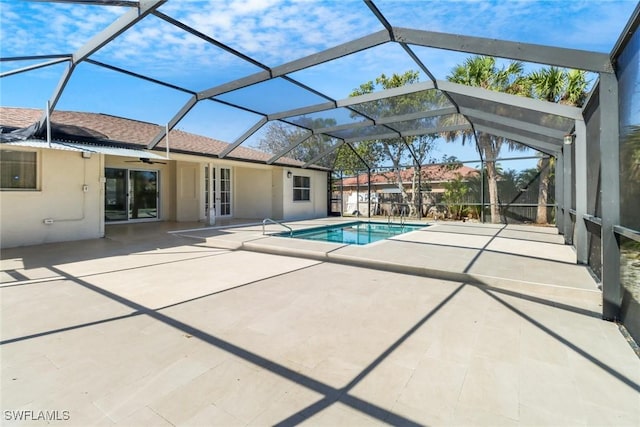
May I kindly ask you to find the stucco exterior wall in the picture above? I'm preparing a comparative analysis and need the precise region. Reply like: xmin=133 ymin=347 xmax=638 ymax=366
xmin=1 ymin=146 xmax=328 ymax=248
xmin=281 ymin=169 xmax=327 ymax=220
xmin=1 ymin=148 xmax=103 ymax=248
xmin=271 ymin=169 xmax=284 ymax=220
xmin=175 ymin=161 xmax=201 ymax=221
xmin=234 ymin=166 xmax=272 ymax=219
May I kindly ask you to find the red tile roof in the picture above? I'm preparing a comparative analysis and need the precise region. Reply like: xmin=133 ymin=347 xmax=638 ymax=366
xmin=341 ymin=164 xmax=479 ymax=186
xmin=0 ymin=107 xmax=307 ymax=167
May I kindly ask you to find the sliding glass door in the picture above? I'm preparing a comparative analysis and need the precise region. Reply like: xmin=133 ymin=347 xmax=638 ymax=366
xmin=105 ymin=168 xmax=159 ymax=222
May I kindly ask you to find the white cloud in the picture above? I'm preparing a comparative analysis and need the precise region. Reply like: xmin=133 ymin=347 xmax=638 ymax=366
xmin=2 ymin=0 xmax=636 ymax=107
xmin=0 ymin=1 xmax=124 ymax=56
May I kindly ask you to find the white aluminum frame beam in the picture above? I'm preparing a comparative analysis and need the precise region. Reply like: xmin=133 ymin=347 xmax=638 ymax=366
xmin=266 ymin=132 xmax=312 ymax=165
xmin=438 ymin=80 xmax=583 ymax=120
xmin=303 ymin=141 xmax=346 ymax=169
xmin=0 ymin=57 xmax=70 ymax=78
xmin=562 ymin=144 xmax=573 ymax=244
xmin=150 ymin=31 xmax=391 ymax=149
xmin=267 ymin=107 xmax=460 ymax=165
xmin=459 ymin=107 xmax=568 ymax=141
xmin=393 ymin=27 xmax=614 ymax=73
xmin=219 ymin=117 xmax=268 ymax=158
xmin=471 ymin=118 xmax=562 ymax=150
xmin=39 ymin=0 xmax=165 ymax=128
xmin=271 ymin=30 xmax=390 ymax=77
xmin=474 ymin=124 xmax=559 ymax=156
xmin=268 ymin=102 xmax=337 ymax=121
xmin=198 ymin=31 xmax=390 ymax=101
xmin=336 ymin=81 xmax=436 ymax=108
xmin=574 ymin=119 xmax=588 ymax=264
xmin=338 ymin=123 xmax=470 ymax=145
xmin=555 ymin=150 xmax=565 ymax=234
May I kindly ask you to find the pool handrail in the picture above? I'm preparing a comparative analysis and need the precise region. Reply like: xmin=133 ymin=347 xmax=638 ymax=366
xmin=387 ymin=211 xmax=406 ymax=227
xmin=262 ymin=218 xmax=293 ymax=237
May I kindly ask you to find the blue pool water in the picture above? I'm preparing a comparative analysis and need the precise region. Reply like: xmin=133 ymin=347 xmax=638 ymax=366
xmin=280 ymin=221 xmax=426 ymax=245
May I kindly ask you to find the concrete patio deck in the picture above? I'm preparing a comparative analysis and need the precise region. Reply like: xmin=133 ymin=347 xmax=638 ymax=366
xmin=1 ymin=219 xmax=638 ymax=426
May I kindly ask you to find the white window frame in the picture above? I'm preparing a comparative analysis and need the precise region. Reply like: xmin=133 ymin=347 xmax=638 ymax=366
xmin=293 ymin=175 xmax=311 ymax=202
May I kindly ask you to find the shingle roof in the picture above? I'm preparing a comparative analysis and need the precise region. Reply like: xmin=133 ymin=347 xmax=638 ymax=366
xmin=341 ymin=165 xmax=479 ymax=186
xmin=0 ymin=107 xmax=308 ymax=168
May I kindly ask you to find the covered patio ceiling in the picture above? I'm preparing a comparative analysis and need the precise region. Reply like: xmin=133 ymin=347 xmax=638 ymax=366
xmin=0 ymin=0 xmax=620 ymax=169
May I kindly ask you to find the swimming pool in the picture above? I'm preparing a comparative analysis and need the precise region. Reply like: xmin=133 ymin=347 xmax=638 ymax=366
xmin=279 ymin=221 xmax=426 ymax=245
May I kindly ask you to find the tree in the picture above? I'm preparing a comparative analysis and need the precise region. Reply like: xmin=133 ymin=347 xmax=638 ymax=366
xmin=334 ymin=140 xmax=383 ymax=175
xmin=527 ymin=66 xmax=588 ymax=223
xmin=349 ymin=70 xmax=439 ymax=217
xmin=442 ymin=173 xmax=469 ymax=220
xmin=444 ymin=56 xmax=529 ymax=223
xmin=256 ymin=118 xmax=338 ymax=169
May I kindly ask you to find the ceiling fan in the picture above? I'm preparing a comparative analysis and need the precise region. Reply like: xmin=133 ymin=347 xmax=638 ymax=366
xmin=124 ymin=157 xmax=167 ymax=165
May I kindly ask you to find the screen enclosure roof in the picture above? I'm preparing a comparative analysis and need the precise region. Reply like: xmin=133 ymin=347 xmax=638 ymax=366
xmin=0 ymin=0 xmax=631 ymax=169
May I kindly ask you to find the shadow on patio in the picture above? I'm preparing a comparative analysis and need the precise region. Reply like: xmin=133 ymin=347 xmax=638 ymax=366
xmin=1 ymin=220 xmax=638 ymax=426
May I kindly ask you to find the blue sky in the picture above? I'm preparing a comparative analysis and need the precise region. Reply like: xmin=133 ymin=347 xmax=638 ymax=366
xmin=0 ymin=0 xmax=637 ymax=170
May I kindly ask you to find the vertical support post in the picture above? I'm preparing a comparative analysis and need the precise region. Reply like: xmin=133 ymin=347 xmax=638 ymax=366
xmin=326 ymin=173 xmax=331 ymax=216
xmin=208 ymin=162 xmax=215 ymax=224
xmin=480 ymin=159 xmax=485 ymax=223
xmin=46 ymin=100 xmax=51 ymax=147
xmin=555 ymin=151 xmax=564 ymax=234
xmin=347 ymin=171 xmax=360 ymax=215
xmin=599 ymin=72 xmax=621 ymax=321
xmin=367 ymin=167 xmax=372 ymax=218
xmin=574 ymin=120 xmax=588 ymax=264
xmin=340 ymin=171 xmax=344 ymax=216
xmin=417 ymin=162 xmax=422 ymax=219
xmin=563 ymin=144 xmax=573 ymax=244
xmin=165 ymin=123 xmax=170 ymax=159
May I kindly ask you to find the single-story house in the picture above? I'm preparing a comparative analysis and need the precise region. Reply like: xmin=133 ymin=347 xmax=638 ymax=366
xmin=336 ymin=165 xmax=479 ymax=216
xmin=0 ymin=107 xmax=328 ymax=248
xmin=339 ymin=164 xmax=479 ymax=194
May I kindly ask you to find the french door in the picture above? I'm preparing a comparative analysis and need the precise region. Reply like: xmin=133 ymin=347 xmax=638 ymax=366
xmin=105 ymin=168 xmax=159 ymax=222
xmin=205 ymin=165 xmax=232 ymax=219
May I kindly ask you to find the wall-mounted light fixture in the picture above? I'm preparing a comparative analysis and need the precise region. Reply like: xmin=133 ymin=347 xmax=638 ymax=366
xmin=81 ymin=151 xmax=91 ymax=159
xmin=563 ymin=134 xmax=575 ymax=145
xmin=287 ymin=170 xmax=292 ymax=178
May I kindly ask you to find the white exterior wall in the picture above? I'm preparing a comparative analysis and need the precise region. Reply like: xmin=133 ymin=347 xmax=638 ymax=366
xmin=1 ymin=146 xmax=329 ymax=248
xmin=1 ymin=148 xmax=103 ymax=248
xmin=175 ymin=160 xmax=201 ymax=221
xmin=281 ymin=169 xmax=327 ymax=220
xmin=271 ymin=169 xmax=284 ymax=220
xmin=234 ymin=166 xmax=272 ymax=219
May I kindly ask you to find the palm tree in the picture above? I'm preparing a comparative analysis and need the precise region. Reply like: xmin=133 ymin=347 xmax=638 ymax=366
xmin=527 ymin=67 xmax=588 ymax=223
xmin=444 ymin=56 xmax=529 ymax=223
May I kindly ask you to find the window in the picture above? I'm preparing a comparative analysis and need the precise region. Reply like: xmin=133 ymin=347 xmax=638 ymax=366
xmin=293 ymin=175 xmax=310 ymax=201
xmin=1 ymin=149 xmax=37 ymax=190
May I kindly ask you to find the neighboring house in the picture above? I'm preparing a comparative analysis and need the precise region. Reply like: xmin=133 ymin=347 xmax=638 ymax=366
xmin=0 ymin=107 xmax=328 ymax=248
xmin=337 ymin=164 xmax=479 ymax=216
